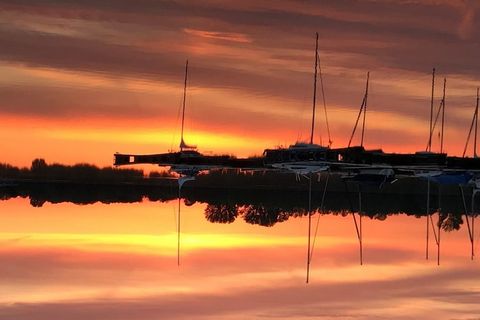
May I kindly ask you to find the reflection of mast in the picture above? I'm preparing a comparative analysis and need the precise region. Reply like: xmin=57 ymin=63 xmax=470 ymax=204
xmin=306 ymin=172 xmax=313 ymax=283
xmin=426 ymin=183 xmax=441 ymax=265
xmin=352 ymin=185 xmax=363 ymax=265
xmin=341 ymin=180 xmax=363 ymax=264
xmin=437 ymin=188 xmax=441 ymax=266
xmin=460 ymin=185 xmax=475 ymax=260
xmin=472 ymin=188 xmax=476 ymax=260
xmin=426 ymin=178 xmax=431 ymax=260
xmin=306 ymin=171 xmax=331 ymax=284
xmin=177 ymin=187 xmax=181 ymax=266
xmin=176 ymin=175 xmax=195 ymax=266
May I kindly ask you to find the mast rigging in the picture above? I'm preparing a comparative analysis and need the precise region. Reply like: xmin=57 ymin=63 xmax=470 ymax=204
xmin=179 ymin=60 xmax=196 ymax=151
xmin=440 ymin=78 xmax=446 ymax=154
xmin=427 ymin=68 xmax=435 ymax=152
xmin=348 ymin=72 xmax=370 ymax=148
xmin=425 ymin=77 xmax=446 ymax=153
xmin=317 ymin=41 xmax=332 ymax=147
xmin=309 ymin=32 xmax=332 ymax=147
xmin=462 ymin=88 xmax=479 ymax=158
xmin=309 ymin=33 xmax=319 ymax=145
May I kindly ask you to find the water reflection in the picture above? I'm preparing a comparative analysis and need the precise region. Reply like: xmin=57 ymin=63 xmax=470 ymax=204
xmin=1 ymin=171 xmax=479 ymax=288
xmin=0 ymin=197 xmax=479 ymax=319
xmin=1 ymin=177 xmax=478 ymax=234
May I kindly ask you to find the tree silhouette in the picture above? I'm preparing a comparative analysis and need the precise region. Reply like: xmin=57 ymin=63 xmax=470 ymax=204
xmin=241 ymin=205 xmax=290 ymax=227
xmin=31 ymin=158 xmax=47 ymax=171
xmin=205 ymin=204 xmax=239 ymax=223
xmin=439 ymin=211 xmax=463 ymax=231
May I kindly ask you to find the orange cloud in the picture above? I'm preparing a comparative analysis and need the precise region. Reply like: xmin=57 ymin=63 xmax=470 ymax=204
xmin=184 ymin=28 xmax=252 ymax=43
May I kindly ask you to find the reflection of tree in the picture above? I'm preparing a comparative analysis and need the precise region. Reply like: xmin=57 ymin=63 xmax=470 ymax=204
xmin=184 ymin=198 xmax=196 ymax=207
xmin=373 ymin=212 xmax=388 ymax=221
xmin=30 ymin=198 xmax=46 ymax=207
xmin=439 ymin=211 xmax=463 ymax=231
xmin=241 ymin=205 xmax=290 ymax=227
xmin=289 ymin=208 xmax=308 ymax=218
xmin=205 ymin=204 xmax=239 ymax=224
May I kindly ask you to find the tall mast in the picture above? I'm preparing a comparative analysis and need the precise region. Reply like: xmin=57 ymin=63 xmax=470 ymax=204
xmin=348 ymin=72 xmax=370 ymax=148
xmin=475 ymin=88 xmax=479 ymax=158
xmin=317 ymin=36 xmax=332 ymax=147
xmin=462 ymin=88 xmax=479 ymax=158
xmin=180 ymin=60 xmax=189 ymax=151
xmin=440 ymin=78 xmax=446 ymax=154
xmin=310 ymin=33 xmax=319 ymax=145
xmin=360 ymin=72 xmax=370 ymax=147
xmin=428 ymin=68 xmax=435 ymax=152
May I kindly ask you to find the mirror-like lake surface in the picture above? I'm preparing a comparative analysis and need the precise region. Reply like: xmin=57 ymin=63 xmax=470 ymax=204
xmin=0 ymin=197 xmax=479 ymax=320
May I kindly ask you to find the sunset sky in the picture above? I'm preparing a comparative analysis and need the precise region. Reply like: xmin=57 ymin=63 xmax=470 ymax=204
xmin=1 ymin=0 xmax=480 ymax=167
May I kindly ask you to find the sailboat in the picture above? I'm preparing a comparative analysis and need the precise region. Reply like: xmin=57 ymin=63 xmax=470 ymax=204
xmin=169 ymin=60 xmax=203 ymax=176
xmin=264 ymin=33 xmax=333 ymax=172
xmin=407 ymin=69 xmax=449 ymax=171
xmin=416 ymin=74 xmax=480 ymax=178
xmin=114 ymin=60 xmax=247 ymax=172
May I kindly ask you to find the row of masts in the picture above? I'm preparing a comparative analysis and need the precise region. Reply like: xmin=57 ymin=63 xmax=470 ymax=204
xmin=426 ymin=68 xmax=447 ymax=154
xmin=304 ymin=39 xmax=477 ymax=282
xmin=178 ymin=34 xmax=479 ymax=158
xmin=173 ymin=38 xmax=479 ymax=282
xmin=463 ymin=87 xmax=480 ymax=158
xmin=306 ymin=34 xmax=479 ymax=157
xmin=426 ymin=69 xmax=480 ymax=157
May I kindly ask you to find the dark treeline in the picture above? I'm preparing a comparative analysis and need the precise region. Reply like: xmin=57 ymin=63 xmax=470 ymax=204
xmin=1 ymin=159 xmax=476 ymax=195
xmin=0 ymin=159 xmax=174 ymax=183
xmin=0 ymin=181 xmax=177 ymax=207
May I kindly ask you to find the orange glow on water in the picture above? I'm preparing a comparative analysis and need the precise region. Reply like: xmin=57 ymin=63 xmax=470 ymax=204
xmin=0 ymin=198 xmax=479 ymax=319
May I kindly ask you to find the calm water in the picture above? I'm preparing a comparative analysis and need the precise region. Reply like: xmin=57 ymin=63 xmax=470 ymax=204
xmin=0 ymin=197 xmax=479 ymax=320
